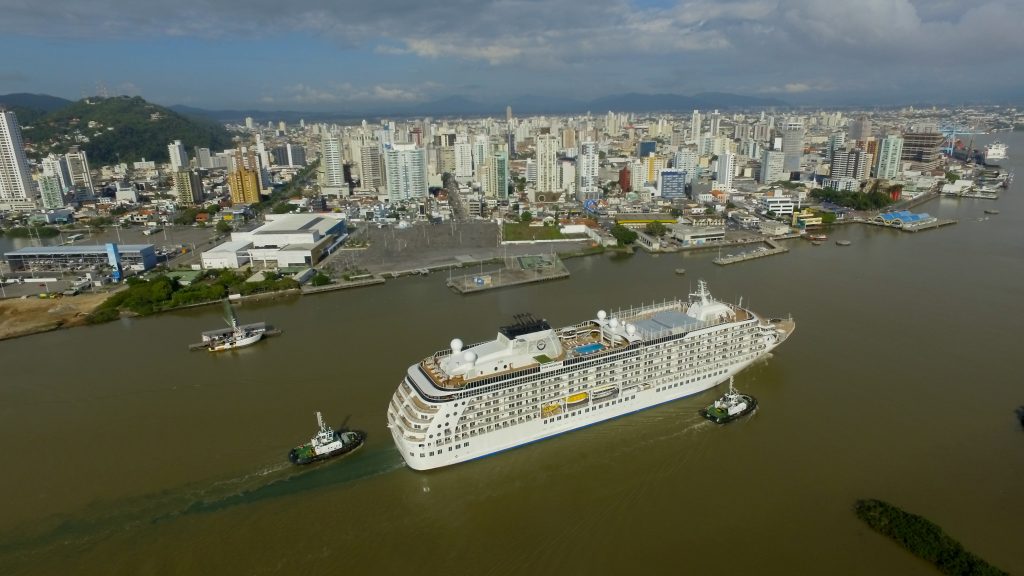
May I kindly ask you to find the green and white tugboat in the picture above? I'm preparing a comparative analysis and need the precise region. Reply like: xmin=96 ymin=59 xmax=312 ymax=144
xmin=288 ymin=412 xmax=365 ymax=465
xmin=700 ymin=377 xmax=757 ymax=424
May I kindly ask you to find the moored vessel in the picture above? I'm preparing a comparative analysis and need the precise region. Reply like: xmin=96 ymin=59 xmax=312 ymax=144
xmin=288 ymin=412 xmax=365 ymax=465
xmin=700 ymin=377 xmax=756 ymax=424
xmin=386 ymin=280 xmax=794 ymax=470
xmin=203 ymin=300 xmax=267 ymax=352
xmin=806 ymin=234 xmax=827 ymax=242
xmin=983 ymin=141 xmax=1007 ymax=166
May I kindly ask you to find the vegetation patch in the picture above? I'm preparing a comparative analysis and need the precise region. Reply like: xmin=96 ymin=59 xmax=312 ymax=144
xmin=812 ymin=187 xmax=894 ymax=210
xmin=854 ymin=499 xmax=1007 ymax=576
xmin=86 ymin=269 xmax=297 ymax=323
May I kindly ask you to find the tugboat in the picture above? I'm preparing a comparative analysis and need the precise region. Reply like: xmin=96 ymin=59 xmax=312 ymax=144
xmin=700 ymin=377 xmax=757 ymax=424
xmin=288 ymin=412 xmax=365 ymax=465
xmin=203 ymin=300 xmax=267 ymax=352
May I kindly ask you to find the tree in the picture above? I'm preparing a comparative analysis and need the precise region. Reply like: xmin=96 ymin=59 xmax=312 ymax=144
xmin=610 ymin=224 xmax=637 ymax=246
xmin=821 ymin=212 xmax=837 ymax=224
xmin=945 ymin=171 xmax=958 ymax=184
xmin=215 ymin=220 xmax=232 ymax=233
xmin=520 ymin=211 xmax=532 ymax=223
xmin=644 ymin=221 xmax=667 ymax=237
xmin=669 ymin=207 xmax=683 ymax=218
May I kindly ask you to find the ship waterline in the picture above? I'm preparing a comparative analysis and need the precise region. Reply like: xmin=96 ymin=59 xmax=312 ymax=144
xmin=387 ymin=281 xmax=794 ymax=470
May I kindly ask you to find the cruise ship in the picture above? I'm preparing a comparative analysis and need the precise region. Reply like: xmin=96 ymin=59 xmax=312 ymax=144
xmin=386 ymin=281 xmax=795 ymax=470
xmin=984 ymin=141 xmax=1007 ymax=166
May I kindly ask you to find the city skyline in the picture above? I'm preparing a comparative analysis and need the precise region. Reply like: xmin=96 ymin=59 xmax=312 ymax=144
xmin=1 ymin=0 xmax=1023 ymax=112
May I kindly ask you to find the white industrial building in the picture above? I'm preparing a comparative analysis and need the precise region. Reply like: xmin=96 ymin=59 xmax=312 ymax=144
xmin=201 ymin=213 xmax=346 ymax=269
xmin=201 ymin=239 xmax=253 ymax=269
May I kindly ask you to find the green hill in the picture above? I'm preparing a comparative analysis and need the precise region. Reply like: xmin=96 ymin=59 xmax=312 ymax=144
xmin=0 ymin=93 xmax=74 ymax=126
xmin=20 ymin=95 xmax=236 ymax=165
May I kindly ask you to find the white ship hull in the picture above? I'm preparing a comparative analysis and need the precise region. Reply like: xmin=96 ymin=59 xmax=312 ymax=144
xmin=387 ymin=283 xmax=795 ymax=471
xmin=209 ymin=332 xmax=263 ymax=351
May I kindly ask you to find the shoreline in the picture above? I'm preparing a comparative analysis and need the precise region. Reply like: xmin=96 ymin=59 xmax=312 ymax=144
xmin=0 ymin=196 xmax=955 ymax=343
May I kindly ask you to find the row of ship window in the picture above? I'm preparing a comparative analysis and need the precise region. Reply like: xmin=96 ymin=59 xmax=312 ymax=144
xmin=414 ymin=441 xmax=470 ymax=459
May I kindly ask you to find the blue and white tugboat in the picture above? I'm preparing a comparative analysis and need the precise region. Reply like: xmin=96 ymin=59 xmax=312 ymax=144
xmin=700 ymin=377 xmax=757 ymax=424
xmin=288 ymin=412 xmax=365 ymax=465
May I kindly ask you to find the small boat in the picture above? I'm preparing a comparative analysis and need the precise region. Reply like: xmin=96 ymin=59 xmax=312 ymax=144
xmin=700 ymin=377 xmax=757 ymax=424
xmin=566 ymin=392 xmax=589 ymax=404
xmin=806 ymin=234 xmax=827 ymax=242
xmin=675 ymin=268 xmax=687 ymax=275
xmin=811 ymin=241 xmax=822 ymax=246
xmin=591 ymin=386 xmax=618 ymax=401
xmin=984 ymin=209 xmax=1000 ymax=215
xmin=288 ymin=412 xmax=365 ymax=465
xmin=835 ymin=240 xmax=851 ymax=246
xmin=203 ymin=300 xmax=267 ymax=352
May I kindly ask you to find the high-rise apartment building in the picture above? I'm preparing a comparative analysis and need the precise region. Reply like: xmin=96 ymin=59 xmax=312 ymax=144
xmin=849 ymin=115 xmax=872 ymax=143
xmin=760 ymin=150 xmax=786 ymax=184
xmin=482 ymin=151 xmax=509 ymax=200
xmin=674 ymin=149 xmax=698 ymax=185
xmin=708 ymin=110 xmax=721 ymax=137
xmin=644 ymin=154 xmax=666 ymax=185
xmin=228 ymin=149 xmax=261 ymax=204
xmin=168 ymin=140 xmax=188 ymax=171
xmin=875 ymin=135 xmax=904 ymax=180
xmin=454 ymin=142 xmax=473 ymax=178
xmin=637 ymin=140 xmax=656 ymax=158
xmin=384 ymin=144 xmax=427 ymax=201
xmin=360 ymin=145 xmax=384 ymax=190
xmin=320 ymin=133 xmax=345 ymax=195
xmin=64 ymin=146 xmax=94 ymax=200
xmin=830 ymin=148 xmax=871 ymax=180
xmin=535 ymin=133 xmax=559 ymax=193
xmin=714 ymin=152 xmax=735 ymax=191
xmin=173 ymin=169 xmax=204 ymax=206
xmin=576 ymin=142 xmax=600 ymax=202
xmin=781 ymin=119 xmax=805 ymax=173
xmin=690 ymin=110 xmax=702 ymax=143
xmin=901 ymin=131 xmax=943 ymax=172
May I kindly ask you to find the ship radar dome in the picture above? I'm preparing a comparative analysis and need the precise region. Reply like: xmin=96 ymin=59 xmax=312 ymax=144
xmin=597 ymin=310 xmax=607 ymax=321
xmin=626 ymin=324 xmax=636 ymax=335
xmin=451 ymin=338 xmax=464 ymax=354
xmin=609 ymin=318 xmax=619 ymax=329
xmin=463 ymin=350 xmax=477 ymax=365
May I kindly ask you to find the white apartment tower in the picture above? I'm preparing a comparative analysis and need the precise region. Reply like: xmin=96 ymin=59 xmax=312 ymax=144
xmin=320 ymin=133 xmax=345 ymax=195
xmin=454 ymin=142 xmax=473 ymax=178
xmin=576 ymin=141 xmax=600 ymax=202
xmin=690 ymin=110 xmax=702 ymax=143
xmin=384 ymin=144 xmax=427 ymax=201
xmin=535 ymin=133 xmax=559 ymax=193
xmin=714 ymin=151 xmax=735 ymax=191
xmin=64 ymin=146 xmax=94 ymax=200
xmin=0 ymin=110 xmax=34 ymax=201
xmin=168 ymin=140 xmax=188 ymax=171
xmin=875 ymin=135 xmax=904 ymax=180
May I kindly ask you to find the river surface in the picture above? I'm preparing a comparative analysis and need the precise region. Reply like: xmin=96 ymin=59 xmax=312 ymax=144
xmin=2 ymin=133 xmax=1022 ymax=575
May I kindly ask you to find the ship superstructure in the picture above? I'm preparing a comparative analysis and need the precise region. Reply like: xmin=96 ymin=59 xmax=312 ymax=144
xmin=386 ymin=280 xmax=794 ymax=470
xmin=984 ymin=141 xmax=1007 ymax=166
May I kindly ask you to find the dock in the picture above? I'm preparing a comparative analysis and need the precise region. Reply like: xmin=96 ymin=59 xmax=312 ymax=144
xmin=447 ymin=254 xmax=570 ymax=294
xmin=713 ymin=239 xmax=789 ymax=266
xmin=187 ymin=323 xmax=282 ymax=351
xmin=901 ymin=218 xmax=958 ymax=232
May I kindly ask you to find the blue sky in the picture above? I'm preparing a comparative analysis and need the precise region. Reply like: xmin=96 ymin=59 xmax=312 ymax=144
xmin=1 ymin=0 xmax=1022 ymax=111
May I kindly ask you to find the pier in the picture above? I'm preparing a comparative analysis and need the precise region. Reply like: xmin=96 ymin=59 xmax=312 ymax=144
xmin=713 ymin=239 xmax=789 ymax=266
xmin=447 ymin=254 xmax=570 ymax=294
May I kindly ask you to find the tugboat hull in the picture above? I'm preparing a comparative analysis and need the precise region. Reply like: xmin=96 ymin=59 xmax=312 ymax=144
xmin=700 ymin=395 xmax=757 ymax=424
xmin=289 ymin=430 xmax=366 ymax=465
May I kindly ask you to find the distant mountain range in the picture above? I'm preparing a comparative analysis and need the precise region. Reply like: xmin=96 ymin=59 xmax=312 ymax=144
xmin=4 ymin=90 xmax=785 ymax=126
xmin=167 ymin=91 xmax=787 ymax=123
xmin=1 ymin=94 xmax=234 ymax=164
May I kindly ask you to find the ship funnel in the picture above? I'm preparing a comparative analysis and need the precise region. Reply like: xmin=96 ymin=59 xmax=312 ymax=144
xmin=451 ymin=338 xmax=464 ymax=354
